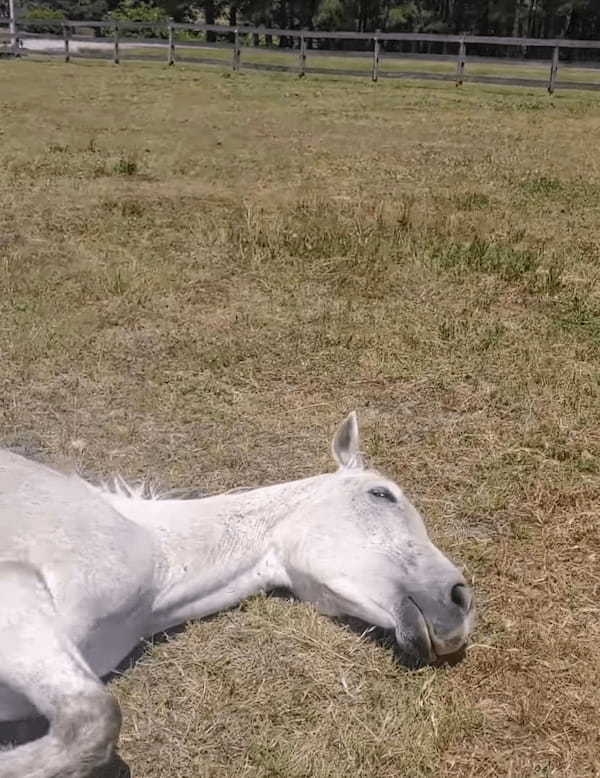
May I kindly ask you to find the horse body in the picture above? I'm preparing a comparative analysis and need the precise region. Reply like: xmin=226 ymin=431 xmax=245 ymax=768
xmin=0 ymin=413 xmax=474 ymax=778
xmin=0 ymin=450 xmax=158 ymax=720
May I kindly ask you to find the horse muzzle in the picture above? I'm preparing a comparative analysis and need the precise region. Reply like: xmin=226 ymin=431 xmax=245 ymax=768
xmin=395 ymin=583 xmax=475 ymax=666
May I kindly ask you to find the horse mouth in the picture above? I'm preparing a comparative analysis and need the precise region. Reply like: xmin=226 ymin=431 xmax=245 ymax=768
xmin=406 ymin=596 xmax=467 ymax=668
xmin=406 ymin=595 xmax=436 ymax=663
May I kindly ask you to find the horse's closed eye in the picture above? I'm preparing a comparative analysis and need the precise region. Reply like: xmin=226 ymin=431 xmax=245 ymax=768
xmin=368 ymin=487 xmax=397 ymax=503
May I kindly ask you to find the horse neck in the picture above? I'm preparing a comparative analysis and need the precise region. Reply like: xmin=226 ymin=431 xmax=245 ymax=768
xmin=107 ymin=473 xmax=330 ymax=632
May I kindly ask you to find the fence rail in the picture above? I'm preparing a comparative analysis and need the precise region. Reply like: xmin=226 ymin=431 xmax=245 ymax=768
xmin=3 ymin=16 xmax=600 ymax=93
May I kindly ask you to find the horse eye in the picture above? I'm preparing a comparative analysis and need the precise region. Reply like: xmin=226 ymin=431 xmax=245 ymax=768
xmin=368 ymin=487 xmax=397 ymax=503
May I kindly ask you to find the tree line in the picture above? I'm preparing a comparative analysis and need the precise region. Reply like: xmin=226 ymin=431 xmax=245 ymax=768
xmin=3 ymin=0 xmax=600 ymax=43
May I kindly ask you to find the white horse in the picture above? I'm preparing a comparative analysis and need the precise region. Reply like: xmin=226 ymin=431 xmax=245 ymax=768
xmin=0 ymin=412 xmax=474 ymax=778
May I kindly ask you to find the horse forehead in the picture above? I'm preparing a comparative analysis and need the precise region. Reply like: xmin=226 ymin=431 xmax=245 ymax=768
xmin=338 ymin=468 xmax=404 ymax=497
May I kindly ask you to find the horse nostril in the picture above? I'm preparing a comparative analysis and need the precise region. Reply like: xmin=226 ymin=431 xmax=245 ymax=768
xmin=450 ymin=583 xmax=472 ymax=612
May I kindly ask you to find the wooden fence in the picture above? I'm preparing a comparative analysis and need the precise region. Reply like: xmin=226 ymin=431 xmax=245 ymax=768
xmin=3 ymin=17 xmax=600 ymax=93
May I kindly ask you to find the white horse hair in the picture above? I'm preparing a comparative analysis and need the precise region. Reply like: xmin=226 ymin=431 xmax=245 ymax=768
xmin=0 ymin=412 xmax=474 ymax=777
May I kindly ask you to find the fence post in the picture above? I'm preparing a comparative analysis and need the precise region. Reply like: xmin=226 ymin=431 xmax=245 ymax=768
xmin=233 ymin=27 xmax=240 ymax=71
xmin=299 ymin=31 xmax=306 ymax=77
xmin=456 ymin=36 xmax=466 ymax=85
xmin=372 ymin=32 xmax=380 ymax=82
xmin=167 ymin=22 xmax=175 ymax=65
xmin=11 ymin=22 xmax=20 ymax=57
xmin=113 ymin=21 xmax=120 ymax=64
xmin=8 ymin=0 xmax=18 ymax=56
xmin=63 ymin=22 xmax=70 ymax=63
xmin=548 ymin=44 xmax=559 ymax=94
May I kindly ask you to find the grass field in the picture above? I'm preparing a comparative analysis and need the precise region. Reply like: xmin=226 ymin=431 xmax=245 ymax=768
xmin=2 ymin=59 xmax=600 ymax=777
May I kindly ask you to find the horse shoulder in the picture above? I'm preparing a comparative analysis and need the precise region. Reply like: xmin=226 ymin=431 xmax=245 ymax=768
xmin=0 ymin=454 xmax=162 ymax=662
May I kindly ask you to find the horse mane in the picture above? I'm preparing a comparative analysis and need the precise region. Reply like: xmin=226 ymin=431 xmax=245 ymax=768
xmin=93 ymin=474 xmax=257 ymax=502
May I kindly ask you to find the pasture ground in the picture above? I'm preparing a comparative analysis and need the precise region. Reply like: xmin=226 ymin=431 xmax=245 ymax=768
xmin=1 ymin=60 xmax=600 ymax=777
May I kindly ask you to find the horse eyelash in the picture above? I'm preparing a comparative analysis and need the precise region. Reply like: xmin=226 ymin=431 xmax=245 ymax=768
xmin=368 ymin=487 xmax=397 ymax=503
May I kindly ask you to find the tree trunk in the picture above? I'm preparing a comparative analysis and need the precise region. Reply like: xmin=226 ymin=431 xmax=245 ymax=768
xmin=479 ymin=0 xmax=489 ymax=36
xmin=228 ymin=6 xmax=237 ymax=44
xmin=560 ymin=3 xmax=574 ymax=37
xmin=512 ymin=0 xmax=521 ymax=38
xmin=527 ymin=0 xmax=537 ymax=37
xmin=205 ymin=0 xmax=216 ymax=43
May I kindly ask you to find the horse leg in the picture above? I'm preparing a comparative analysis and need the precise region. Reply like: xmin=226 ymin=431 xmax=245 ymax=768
xmin=0 ymin=561 xmax=122 ymax=778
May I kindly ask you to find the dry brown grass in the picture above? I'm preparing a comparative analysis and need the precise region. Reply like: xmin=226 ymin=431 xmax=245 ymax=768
xmin=2 ymin=59 xmax=600 ymax=777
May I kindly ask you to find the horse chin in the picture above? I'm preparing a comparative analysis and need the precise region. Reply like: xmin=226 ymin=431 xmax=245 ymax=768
xmin=430 ymin=645 xmax=467 ymax=668
xmin=336 ymin=612 xmax=447 ymax=670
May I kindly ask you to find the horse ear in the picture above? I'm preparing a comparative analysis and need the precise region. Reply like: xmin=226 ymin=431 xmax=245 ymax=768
xmin=332 ymin=411 xmax=363 ymax=470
